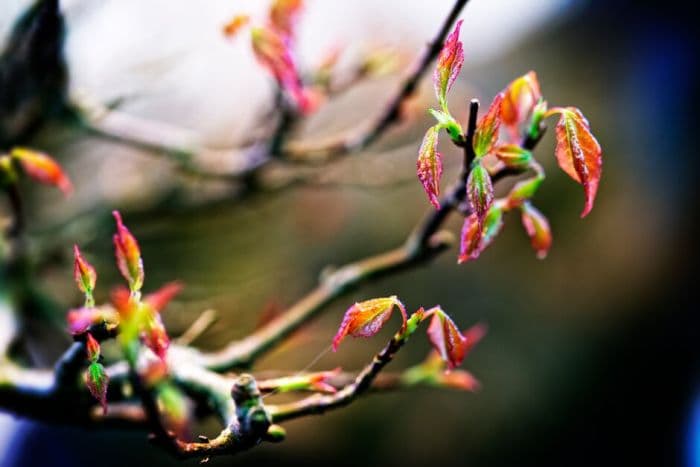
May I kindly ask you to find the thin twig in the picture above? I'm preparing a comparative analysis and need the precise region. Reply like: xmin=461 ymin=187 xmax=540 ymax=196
xmin=282 ymin=0 xmax=471 ymax=162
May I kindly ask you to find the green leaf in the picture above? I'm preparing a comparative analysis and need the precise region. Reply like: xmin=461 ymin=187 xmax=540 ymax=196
xmin=85 ymin=361 xmax=109 ymax=415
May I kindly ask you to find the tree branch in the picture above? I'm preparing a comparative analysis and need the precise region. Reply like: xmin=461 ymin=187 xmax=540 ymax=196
xmin=197 ymin=230 xmax=453 ymax=371
xmin=282 ymin=0 xmax=471 ymax=162
xmin=268 ymin=318 xmax=420 ymax=422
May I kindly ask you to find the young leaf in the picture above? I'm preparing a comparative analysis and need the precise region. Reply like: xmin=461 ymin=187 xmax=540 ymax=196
xmin=222 ymin=14 xmax=250 ymax=38
xmin=438 ymin=370 xmax=481 ymax=391
xmin=501 ymin=71 xmax=542 ymax=131
xmin=520 ymin=202 xmax=552 ymax=259
xmin=268 ymin=0 xmax=304 ymax=38
xmin=425 ymin=307 xmax=467 ymax=370
xmin=458 ymin=204 xmax=504 ymax=264
xmin=462 ymin=323 xmax=488 ymax=358
xmin=142 ymin=308 xmax=170 ymax=362
xmin=85 ymin=332 xmax=101 ymax=362
xmin=332 ymin=296 xmax=407 ymax=351
xmin=112 ymin=211 xmax=144 ymax=292
xmin=466 ymin=162 xmax=494 ymax=224
xmin=260 ymin=368 xmax=342 ymax=394
xmin=73 ymin=245 xmax=97 ymax=299
xmin=494 ymin=144 xmax=532 ymax=170
xmin=144 ymin=282 xmax=183 ymax=313
xmin=433 ymin=19 xmax=464 ymax=111
xmin=416 ymin=125 xmax=443 ymax=209
xmin=479 ymin=203 xmax=505 ymax=252
xmin=402 ymin=351 xmax=480 ymax=392
xmin=85 ymin=361 xmax=109 ymax=414
xmin=251 ymin=26 xmax=316 ymax=114
xmin=472 ymin=93 xmax=504 ymax=157
xmin=507 ymin=176 xmax=543 ymax=207
xmin=10 ymin=147 xmax=72 ymax=195
xmin=458 ymin=213 xmax=481 ymax=264
xmin=547 ymin=107 xmax=602 ymax=217
xmin=155 ymin=382 xmax=190 ymax=440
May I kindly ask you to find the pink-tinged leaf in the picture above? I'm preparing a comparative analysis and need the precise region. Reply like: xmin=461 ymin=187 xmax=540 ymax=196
xmin=110 ymin=286 xmax=134 ymax=318
xmin=433 ymin=19 xmax=464 ymax=109
xmin=261 ymin=368 xmax=342 ymax=394
xmin=10 ymin=147 xmax=72 ymax=195
xmin=520 ymin=202 xmax=552 ymax=259
xmin=251 ymin=26 xmax=316 ymax=114
xmin=462 ymin=323 xmax=487 ymax=358
xmin=506 ymin=176 xmax=543 ymax=208
xmin=85 ymin=333 xmax=101 ymax=362
xmin=466 ymin=162 xmax=494 ymax=224
xmin=143 ymin=310 xmax=170 ymax=361
xmin=144 ymin=282 xmax=183 ymax=313
xmin=222 ymin=14 xmax=250 ymax=38
xmin=112 ymin=211 xmax=144 ymax=292
xmin=269 ymin=0 xmax=304 ymax=38
xmin=548 ymin=107 xmax=602 ymax=217
xmin=67 ymin=306 xmax=120 ymax=336
xmin=73 ymin=245 xmax=97 ymax=296
xmin=494 ymin=144 xmax=532 ymax=170
xmin=332 ymin=296 xmax=407 ymax=351
xmin=309 ymin=368 xmax=342 ymax=394
xmin=438 ymin=370 xmax=481 ymax=391
xmin=501 ymin=71 xmax=542 ymax=131
xmin=416 ymin=125 xmax=443 ymax=209
xmin=458 ymin=213 xmax=481 ymax=264
xmin=458 ymin=203 xmax=504 ymax=264
xmin=473 ymin=93 xmax=504 ymax=157
xmin=85 ymin=361 xmax=109 ymax=415
xmin=480 ymin=203 xmax=505 ymax=251
xmin=426 ymin=307 xmax=467 ymax=370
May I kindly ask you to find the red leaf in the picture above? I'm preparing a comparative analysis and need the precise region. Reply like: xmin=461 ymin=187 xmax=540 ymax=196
xmin=494 ymin=144 xmax=532 ymax=170
xmin=144 ymin=282 xmax=183 ymax=313
xmin=458 ymin=203 xmax=504 ymax=264
xmin=85 ymin=361 xmax=109 ymax=415
xmin=416 ymin=125 xmax=443 ymax=209
xmin=462 ymin=323 xmax=487 ymax=358
xmin=433 ymin=19 xmax=464 ymax=109
xmin=269 ymin=0 xmax=304 ymax=38
xmin=520 ymin=202 xmax=552 ymax=259
xmin=548 ymin=107 xmax=602 ymax=217
xmin=112 ymin=211 xmax=144 ymax=292
xmin=426 ymin=307 xmax=467 ymax=370
xmin=143 ymin=311 xmax=170 ymax=362
xmin=332 ymin=296 xmax=407 ymax=351
xmin=472 ymin=93 xmax=504 ymax=157
xmin=308 ymin=368 xmax=342 ymax=394
xmin=222 ymin=14 xmax=250 ymax=38
xmin=85 ymin=333 xmax=101 ymax=362
xmin=466 ymin=162 xmax=494 ymax=224
xmin=438 ymin=370 xmax=481 ymax=391
xmin=458 ymin=213 xmax=481 ymax=264
xmin=73 ymin=245 xmax=97 ymax=296
xmin=251 ymin=26 xmax=316 ymax=114
xmin=10 ymin=147 xmax=72 ymax=195
xmin=501 ymin=71 xmax=542 ymax=131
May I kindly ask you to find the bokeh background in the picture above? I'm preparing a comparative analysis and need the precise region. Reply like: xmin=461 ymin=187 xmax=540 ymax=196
xmin=1 ymin=0 xmax=697 ymax=466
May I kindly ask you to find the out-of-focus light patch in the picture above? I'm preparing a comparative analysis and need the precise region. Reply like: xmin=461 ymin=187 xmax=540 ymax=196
xmin=58 ymin=0 xmax=573 ymax=141
xmin=688 ymin=392 xmax=700 ymax=467
xmin=2 ymin=0 xmax=575 ymax=144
